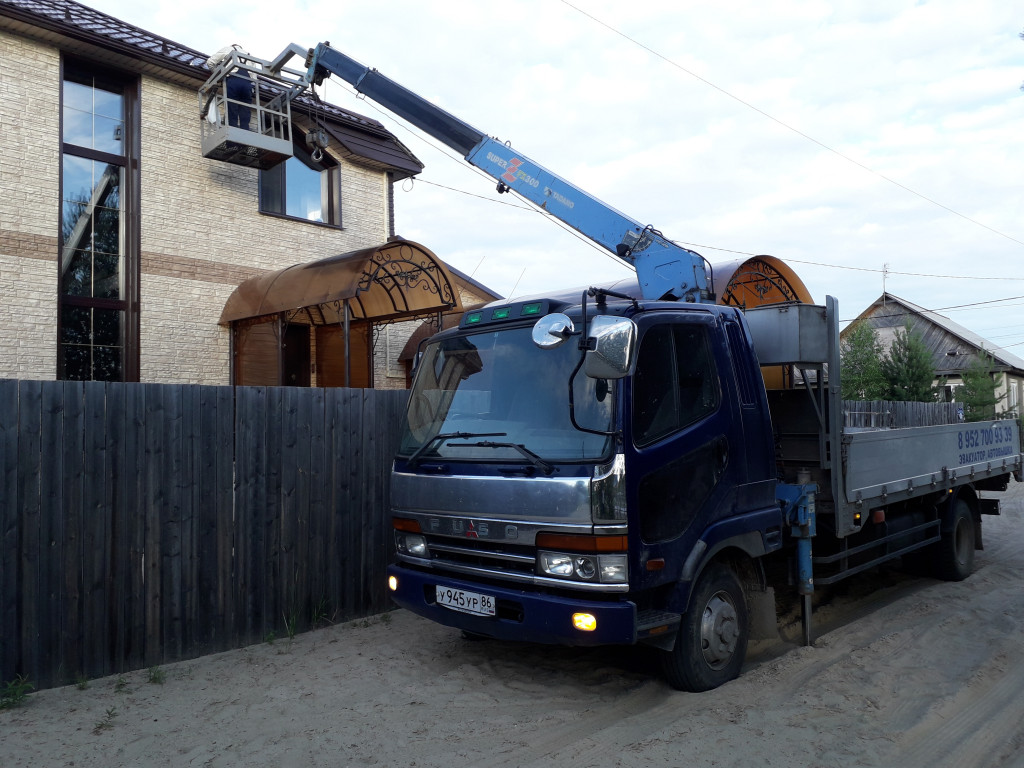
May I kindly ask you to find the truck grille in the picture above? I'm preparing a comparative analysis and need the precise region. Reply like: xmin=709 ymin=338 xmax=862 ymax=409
xmin=424 ymin=536 xmax=537 ymax=579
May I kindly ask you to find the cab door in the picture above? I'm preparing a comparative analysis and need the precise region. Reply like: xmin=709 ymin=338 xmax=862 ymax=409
xmin=624 ymin=314 xmax=747 ymax=587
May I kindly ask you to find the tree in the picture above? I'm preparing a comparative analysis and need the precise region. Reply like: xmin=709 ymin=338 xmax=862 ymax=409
xmin=840 ymin=321 xmax=886 ymax=400
xmin=880 ymin=322 xmax=937 ymax=402
xmin=955 ymin=351 xmax=1007 ymax=422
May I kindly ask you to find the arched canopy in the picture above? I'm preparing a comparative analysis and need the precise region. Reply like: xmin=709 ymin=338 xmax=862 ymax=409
xmin=710 ymin=255 xmax=813 ymax=309
xmin=220 ymin=238 xmax=462 ymax=325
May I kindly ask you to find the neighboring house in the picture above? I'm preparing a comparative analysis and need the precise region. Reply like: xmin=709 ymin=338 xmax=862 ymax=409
xmin=0 ymin=0 xmax=497 ymax=388
xmin=843 ymin=293 xmax=1024 ymax=414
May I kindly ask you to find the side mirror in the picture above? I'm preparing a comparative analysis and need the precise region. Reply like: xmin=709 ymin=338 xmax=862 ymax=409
xmin=585 ymin=316 xmax=637 ymax=379
xmin=532 ymin=313 xmax=575 ymax=349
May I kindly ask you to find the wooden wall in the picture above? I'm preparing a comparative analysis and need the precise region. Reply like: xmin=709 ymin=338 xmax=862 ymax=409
xmin=0 ymin=379 xmax=407 ymax=690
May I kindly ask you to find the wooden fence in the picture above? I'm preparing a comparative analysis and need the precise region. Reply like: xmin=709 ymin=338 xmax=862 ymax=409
xmin=842 ymin=399 xmax=962 ymax=428
xmin=0 ymin=379 xmax=408 ymax=691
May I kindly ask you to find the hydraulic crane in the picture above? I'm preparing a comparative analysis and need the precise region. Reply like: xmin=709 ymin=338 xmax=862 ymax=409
xmin=200 ymin=42 xmax=713 ymax=303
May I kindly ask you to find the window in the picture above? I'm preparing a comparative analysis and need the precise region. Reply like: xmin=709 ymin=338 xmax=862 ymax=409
xmin=59 ymin=63 xmax=138 ymax=381
xmin=632 ymin=324 xmax=720 ymax=446
xmin=259 ymin=138 xmax=341 ymax=225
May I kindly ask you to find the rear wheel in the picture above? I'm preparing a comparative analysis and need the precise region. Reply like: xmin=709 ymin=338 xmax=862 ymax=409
xmin=660 ymin=563 xmax=749 ymax=692
xmin=936 ymin=497 xmax=975 ymax=581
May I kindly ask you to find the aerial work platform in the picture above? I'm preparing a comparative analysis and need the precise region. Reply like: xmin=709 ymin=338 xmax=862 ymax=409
xmin=198 ymin=44 xmax=310 ymax=170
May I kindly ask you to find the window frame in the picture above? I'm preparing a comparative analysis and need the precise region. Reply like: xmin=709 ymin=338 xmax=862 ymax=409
xmin=58 ymin=58 xmax=140 ymax=382
xmin=631 ymin=321 xmax=722 ymax=448
xmin=258 ymin=135 xmax=342 ymax=227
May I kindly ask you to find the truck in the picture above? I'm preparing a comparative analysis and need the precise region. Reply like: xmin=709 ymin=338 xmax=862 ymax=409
xmin=204 ymin=44 xmax=1024 ymax=691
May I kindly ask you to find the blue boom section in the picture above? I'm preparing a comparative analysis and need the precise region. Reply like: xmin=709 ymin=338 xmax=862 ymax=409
xmin=307 ymin=43 xmax=711 ymax=303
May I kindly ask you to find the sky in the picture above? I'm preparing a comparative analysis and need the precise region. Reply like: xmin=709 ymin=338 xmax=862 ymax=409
xmin=88 ymin=0 xmax=1024 ymax=354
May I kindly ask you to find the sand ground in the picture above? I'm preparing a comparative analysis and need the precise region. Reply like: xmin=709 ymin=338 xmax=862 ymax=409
xmin=4 ymin=482 xmax=1023 ymax=768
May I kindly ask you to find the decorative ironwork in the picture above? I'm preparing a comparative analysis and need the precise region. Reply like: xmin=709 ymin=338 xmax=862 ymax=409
xmin=355 ymin=242 xmax=458 ymax=315
xmin=719 ymin=258 xmax=800 ymax=310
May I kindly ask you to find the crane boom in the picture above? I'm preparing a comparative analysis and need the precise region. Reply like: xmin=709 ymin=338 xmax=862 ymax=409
xmin=306 ymin=43 xmax=712 ymax=303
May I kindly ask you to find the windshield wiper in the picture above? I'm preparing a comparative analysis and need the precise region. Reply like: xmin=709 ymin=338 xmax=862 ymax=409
xmin=406 ymin=431 xmax=507 ymax=468
xmin=463 ymin=441 xmax=555 ymax=476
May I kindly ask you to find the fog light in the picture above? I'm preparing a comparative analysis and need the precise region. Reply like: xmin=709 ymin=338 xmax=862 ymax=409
xmin=573 ymin=613 xmax=597 ymax=631
xmin=388 ymin=575 xmax=398 ymax=591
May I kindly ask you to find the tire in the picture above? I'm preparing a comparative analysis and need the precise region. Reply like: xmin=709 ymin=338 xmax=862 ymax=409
xmin=660 ymin=563 xmax=749 ymax=692
xmin=936 ymin=497 xmax=975 ymax=582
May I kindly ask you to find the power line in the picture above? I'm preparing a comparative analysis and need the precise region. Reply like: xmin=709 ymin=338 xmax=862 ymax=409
xmin=410 ymin=177 xmax=532 ymax=209
xmin=559 ymin=0 xmax=1024 ymax=250
xmin=673 ymin=243 xmax=1024 ymax=282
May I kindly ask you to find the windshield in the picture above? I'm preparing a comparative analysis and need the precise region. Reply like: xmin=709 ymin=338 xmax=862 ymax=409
xmin=399 ymin=326 xmax=614 ymax=463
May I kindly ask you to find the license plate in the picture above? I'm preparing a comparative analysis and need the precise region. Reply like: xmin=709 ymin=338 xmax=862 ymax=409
xmin=435 ymin=586 xmax=496 ymax=616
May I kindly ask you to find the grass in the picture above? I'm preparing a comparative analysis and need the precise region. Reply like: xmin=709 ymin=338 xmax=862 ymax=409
xmin=147 ymin=666 xmax=166 ymax=685
xmin=311 ymin=596 xmax=333 ymax=628
xmin=75 ymin=674 xmax=90 ymax=691
xmin=284 ymin=610 xmax=299 ymax=641
xmin=0 ymin=675 xmax=33 ymax=709
xmin=92 ymin=707 xmax=117 ymax=734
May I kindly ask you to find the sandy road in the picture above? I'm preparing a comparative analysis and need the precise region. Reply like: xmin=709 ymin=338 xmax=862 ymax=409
xmin=3 ymin=483 xmax=1023 ymax=768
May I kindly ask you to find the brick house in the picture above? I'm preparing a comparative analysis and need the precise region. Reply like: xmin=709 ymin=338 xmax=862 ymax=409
xmin=0 ymin=0 xmax=498 ymax=388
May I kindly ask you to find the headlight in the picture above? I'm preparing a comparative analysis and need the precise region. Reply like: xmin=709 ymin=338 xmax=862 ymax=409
xmin=539 ymin=552 xmax=574 ymax=576
xmin=539 ymin=552 xmax=627 ymax=584
xmin=574 ymin=557 xmax=597 ymax=580
xmin=396 ymin=532 xmax=428 ymax=557
xmin=598 ymin=555 xmax=628 ymax=583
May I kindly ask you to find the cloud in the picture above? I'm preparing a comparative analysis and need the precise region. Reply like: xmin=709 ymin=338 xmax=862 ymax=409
xmin=88 ymin=0 xmax=1024 ymax=347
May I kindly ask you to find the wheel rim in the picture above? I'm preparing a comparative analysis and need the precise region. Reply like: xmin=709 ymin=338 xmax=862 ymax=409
xmin=700 ymin=590 xmax=740 ymax=670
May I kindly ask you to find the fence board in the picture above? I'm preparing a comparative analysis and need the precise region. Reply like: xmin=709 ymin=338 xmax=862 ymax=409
xmin=211 ymin=386 xmax=235 ymax=649
xmin=125 ymin=384 xmax=148 ymax=670
xmin=60 ymin=382 xmax=85 ymax=684
xmin=162 ymin=384 xmax=185 ymax=661
xmin=83 ymin=381 xmax=111 ymax=680
xmin=262 ymin=386 xmax=283 ymax=639
xmin=340 ymin=388 xmax=362 ymax=621
xmin=307 ymin=387 xmax=327 ymax=625
xmin=0 ymin=379 xmax=20 ymax=684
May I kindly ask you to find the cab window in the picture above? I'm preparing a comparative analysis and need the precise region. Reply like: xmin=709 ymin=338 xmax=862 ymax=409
xmin=632 ymin=324 xmax=719 ymax=446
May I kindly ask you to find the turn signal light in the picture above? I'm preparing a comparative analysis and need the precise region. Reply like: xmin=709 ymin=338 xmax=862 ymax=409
xmin=388 ymin=575 xmax=398 ymax=592
xmin=535 ymin=533 xmax=627 ymax=552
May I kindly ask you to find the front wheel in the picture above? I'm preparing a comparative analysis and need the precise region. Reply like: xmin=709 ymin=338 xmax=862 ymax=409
xmin=660 ymin=563 xmax=749 ymax=692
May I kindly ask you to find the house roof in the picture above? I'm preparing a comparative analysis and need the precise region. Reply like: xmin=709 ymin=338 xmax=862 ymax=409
xmin=0 ymin=0 xmax=423 ymax=176
xmin=845 ymin=293 xmax=1024 ymax=376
